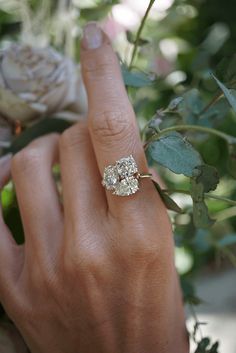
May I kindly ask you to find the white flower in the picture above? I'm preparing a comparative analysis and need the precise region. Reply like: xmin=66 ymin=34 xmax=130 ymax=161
xmin=0 ymin=44 xmax=87 ymax=123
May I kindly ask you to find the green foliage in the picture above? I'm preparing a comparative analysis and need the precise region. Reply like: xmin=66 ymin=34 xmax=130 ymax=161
xmin=195 ymin=338 xmax=219 ymax=353
xmin=0 ymin=0 xmax=236 ymax=351
xmin=190 ymin=176 xmax=215 ymax=229
xmin=212 ymin=74 xmax=236 ymax=113
xmin=152 ymin=180 xmax=182 ymax=213
xmin=122 ymin=64 xmax=154 ymax=88
xmin=147 ymin=132 xmax=203 ymax=177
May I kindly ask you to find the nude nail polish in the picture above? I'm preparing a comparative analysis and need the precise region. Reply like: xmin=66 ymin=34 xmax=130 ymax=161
xmin=82 ymin=22 xmax=103 ymax=49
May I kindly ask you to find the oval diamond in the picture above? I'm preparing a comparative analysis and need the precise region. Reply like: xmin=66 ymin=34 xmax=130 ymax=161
xmin=102 ymin=165 xmax=119 ymax=190
xmin=116 ymin=155 xmax=138 ymax=178
xmin=113 ymin=177 xmax=139 ymax=196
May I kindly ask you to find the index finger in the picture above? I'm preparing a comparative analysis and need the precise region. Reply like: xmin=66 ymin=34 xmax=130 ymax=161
xmin=81 ymin=23 xmax=155 ymax=212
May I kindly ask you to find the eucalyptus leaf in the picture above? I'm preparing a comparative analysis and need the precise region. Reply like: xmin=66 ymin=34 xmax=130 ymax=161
xmin=200 ymin=98 xmax=230 ymax=127
xmin=167 ymin=96 xmax=183 ymax=111
xmin=152 ymin=181 xmax=182 ymax=213
xmin=190 ymin=178 xmax=215 ymax=229
xmin=3 ymin=118 xmax=71 ymax=155
xmin=192 ymin=165 xmax=219 ymax=193
xmin=177 ymin=89 xmax=204 ymax=124
xmin=195 ymin=338 xmax=219 ymax=353
xmin=148 ymin=132 xmax=203 ymax=177
xmin=195 ymin=337 xmax=210 ymax=353
xmin=122 ymin=65 xmax=154 ymax=88
xmin=216 ymin=55 xmax=236 ymax=84
xmin=212 ymin=74 xmax=236 ymax=113
xmin=209 ymin=342 xmax=219 ymax=353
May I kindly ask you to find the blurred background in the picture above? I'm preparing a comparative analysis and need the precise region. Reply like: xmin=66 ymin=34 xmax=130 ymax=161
xmin=0 ymin=0 xmax=236 ymax=352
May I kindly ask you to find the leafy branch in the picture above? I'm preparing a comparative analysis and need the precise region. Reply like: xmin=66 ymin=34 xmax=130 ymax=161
xmin=144 ymin=124 xmax=236 ymax=149
xmin=164 ymin=189 xmax=236 ymax=207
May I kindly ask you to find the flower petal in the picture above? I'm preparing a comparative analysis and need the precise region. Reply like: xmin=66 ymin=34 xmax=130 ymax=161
xmin=0 ymin=87 xmax=40 ymax=122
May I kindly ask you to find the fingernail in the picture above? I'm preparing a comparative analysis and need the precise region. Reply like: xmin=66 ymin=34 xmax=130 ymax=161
xmin=82 ymin=22 xmax=103 ymax=50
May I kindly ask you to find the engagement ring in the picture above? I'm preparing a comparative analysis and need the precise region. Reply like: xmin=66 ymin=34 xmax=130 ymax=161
xmin=102 ymin=155 xmax=152 ymax=196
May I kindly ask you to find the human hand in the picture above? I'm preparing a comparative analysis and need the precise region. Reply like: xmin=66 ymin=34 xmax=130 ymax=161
xmin=0 ymin=23 xmax=189 ymax=353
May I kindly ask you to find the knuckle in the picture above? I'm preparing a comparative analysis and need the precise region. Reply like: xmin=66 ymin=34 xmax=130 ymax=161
xmin=12 ymin=146 xmax=43 ymax=174
xmin=63 ymin=245 xmax=109 ymax=280
xmin=117 ymin=225 xmax=161 ymax=266
xmin=60 ymin=123 xmax=88 ymax=150
xmin=89 ymin=109 xmax=135 ymax=143
xmin=83 ymin=55 xmax=113 ymax=80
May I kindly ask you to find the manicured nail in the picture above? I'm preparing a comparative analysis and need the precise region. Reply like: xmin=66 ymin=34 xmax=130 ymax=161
xmin=83 ymin=22 xmax=103 ymax=50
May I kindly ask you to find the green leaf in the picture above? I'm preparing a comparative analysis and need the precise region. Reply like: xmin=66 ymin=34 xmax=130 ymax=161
xmin=217 ymin=234 xmax=236 ymax=247
xmin=126 ymin=30 xmax=149 ymax=46
xmin=3 ymin=118 xmax=71 ymax=155
xmin=195 ymin=338 xmax=219 ymax=353
xmin=200 ymin=98 xmax=230 ymax=127
xmin=177 ymin=89 xmax=204 ymax=124
xmin=121 ymin=65 xmax=154 ymax=88
xmin=148 ymin=132 xmax=203 ymax=177
xmin=190 ymin=164 xmax=219 ymax=228
xmin=212 ymin=74 xmax=236 ymax=113
xmin=195 ymin=337 xmax=211 ymax=353
xmin=216 ymin=55 xmax=236 ymax=84
xmin=190 ymin=178 xmax=215 ymax=229
xmin=192 ymin=199 xmax=215 ymax=229
xmin=192 ymin=165 xmax=219 ymax=193
xmin=152 ymin=181 xmax=182 ymax=213
xmin=167 ymin=96 xmax=183 ymax=111
xmin=180 ymin=279 xmax=202 ymax=305
xmin=208 ymin=342 xmax=219 ymax=353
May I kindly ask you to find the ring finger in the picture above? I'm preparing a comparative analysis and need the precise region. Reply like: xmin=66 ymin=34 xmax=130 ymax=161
xmin=81 ymin=23 xmax=155 ymax=215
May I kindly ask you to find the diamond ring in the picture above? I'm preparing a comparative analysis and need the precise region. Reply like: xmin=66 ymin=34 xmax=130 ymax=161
xmin=102 ymin=155 xmax=152 ymax=196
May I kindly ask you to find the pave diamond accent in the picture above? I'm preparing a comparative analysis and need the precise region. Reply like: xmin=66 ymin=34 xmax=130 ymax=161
xmin=102 ymin=165 xmax=119 ymax=190
xmin=116 ymin=155 xmax=138 ymax=178
xmin=113 ymin=177 xmax=139 ymax=196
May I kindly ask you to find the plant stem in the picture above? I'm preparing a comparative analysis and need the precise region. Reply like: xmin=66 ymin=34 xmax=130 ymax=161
xmin=199 ymin=78 xmax=236 ymax=116
xmin=164 ymin=189 xmax=236 ymax=206
xmin=189 ymin=304 xmax=203 ymax=341
xmin=129 ymin=0 xmax=155 ymax=69
xmin=199 ymin=92 xmax=223 ymax=116
xmin=144 ymin=124 xmax=236 ymax=148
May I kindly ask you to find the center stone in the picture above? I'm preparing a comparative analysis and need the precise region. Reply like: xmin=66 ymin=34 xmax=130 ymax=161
xmin=113 ymin=177 xmax=139 ymax=196
xmin=116 ymin=155 xmax=138 ymax=178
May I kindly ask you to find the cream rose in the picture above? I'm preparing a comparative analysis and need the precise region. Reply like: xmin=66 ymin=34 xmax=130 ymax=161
xmin=0 ymin=44 xmax=87 ymax=123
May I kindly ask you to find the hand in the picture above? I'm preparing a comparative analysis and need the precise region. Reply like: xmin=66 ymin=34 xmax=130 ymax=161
xmin=0 ymin=23 xmax=189 ymax=353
